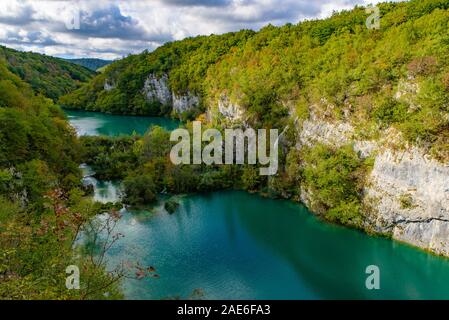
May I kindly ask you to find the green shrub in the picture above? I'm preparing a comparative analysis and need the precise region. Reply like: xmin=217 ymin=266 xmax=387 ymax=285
xmin=164 ymin=199 xmax=180 ymax=214
xmin=123 ymin=174 xmax=157 ymax=206
xmin=241 ymin=166 xmax=262 ymax=191
xmin=326 ymin=200 xmax=362 ymax=226
xmin=399 ymin=193 xmax=415 ymax=209
xmin=302 ymin=144 xmax=364 ymax=226
xmin=372 ymin=98 xmax=409 ymax=126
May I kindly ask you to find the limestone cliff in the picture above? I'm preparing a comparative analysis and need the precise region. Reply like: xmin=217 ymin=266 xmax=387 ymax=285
xmin=173 ymin=92 xmax=200 ymax=114
xmin=365 ymin=148 xmax=449 ymax=256
xmin=143 ymin=74 xmax=172 ymax=106
xmin=217 ymin=94 xmax=245 ymax=122
xmin=104 ymin=79 xmax=116 ymax=91
xmin=141 ymin=73 xmax=200 ymax=114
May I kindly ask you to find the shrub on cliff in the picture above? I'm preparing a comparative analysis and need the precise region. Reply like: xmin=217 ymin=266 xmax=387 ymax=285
xmin=302 ymin=144 xmax=364 ymax=226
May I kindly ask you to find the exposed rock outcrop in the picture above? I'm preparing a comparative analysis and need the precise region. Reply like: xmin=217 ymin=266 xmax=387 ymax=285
xmin=104 ymin=79 xmax=116 ymax=91
xmin=353 ymin=140 xmax=377 ymax=159
xmin=143 ymin=74 xmax=172 ymax=106
xmin=298 ymin=118 xmax=354 ymax=149
xmin=217 ymin=94 xmax=244 ymax=121
xmin=395 ymin=79 xmax=420 ymax=110
xmin=364 ymin=148 xmax=449 ymax=255
xmin=142 ymin=73 xmax=200 ymax=114
xmin=172 ymin=92 xmax=199 ymax=114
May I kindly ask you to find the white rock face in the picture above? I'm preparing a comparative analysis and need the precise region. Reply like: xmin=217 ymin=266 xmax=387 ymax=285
xmin=365 ymin=148 xmax=449 ymax=255
xmin=143 ymin=74 xmax=172 ymax=106
xmin=296 ymin=114 xmax=378 ymax=159
xmin=394 ymin=79 xmax=420 ymax=110
xmin=353 ymin=140 xmax=377 ymax=159
xmin=218 ymin=94 xmax=244 ymax=121
xmin=104 ymin=79 xmax=116 ymax=91
xmin=395 ymin=79 xmax=419 ymax=100
xmin=172 ymin=92 xmax=200 ymax=114
xmin=299 ymin=119 xmax=354 ymax=148
xmin=142 ymin=73 xmax=200 ymax=114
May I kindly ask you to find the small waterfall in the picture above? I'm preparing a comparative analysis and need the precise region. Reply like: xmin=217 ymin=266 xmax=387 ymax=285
xmin=80 ymin=163 xmax=122 ymax=204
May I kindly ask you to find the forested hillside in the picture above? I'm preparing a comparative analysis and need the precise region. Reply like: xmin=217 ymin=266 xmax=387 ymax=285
xmin=2 ymin=0 xmax=449 ymax=299
xmin=0 ymin=59 xmax=122 ymax=299
xmin=60 ymin=30 xmax=256 ymax=115
xmin=0 ymin=46 xmax=94 ymax=101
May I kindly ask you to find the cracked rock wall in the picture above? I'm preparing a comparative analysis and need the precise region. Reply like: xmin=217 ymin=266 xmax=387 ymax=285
xmin=365 ymin=148 xmax=449 ymax=255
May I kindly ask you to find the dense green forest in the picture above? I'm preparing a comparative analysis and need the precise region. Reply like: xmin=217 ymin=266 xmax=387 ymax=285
xmin=0 ymin=58 xmax=125 ymax=299
xmin=0 ymin=46 xmax=94 ymax=101
xmin=65 ymin=58 xmax=112 ymax=72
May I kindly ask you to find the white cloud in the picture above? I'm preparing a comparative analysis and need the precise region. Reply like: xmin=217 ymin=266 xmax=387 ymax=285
xmin=0 ymin=0 xmax=399 ymax=59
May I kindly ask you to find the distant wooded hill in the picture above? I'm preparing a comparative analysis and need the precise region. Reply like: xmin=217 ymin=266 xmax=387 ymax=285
xmin=0 ymin=46 xmax=95 ymax=101
xmin=66 ymin=58 xmax=112 ymax=72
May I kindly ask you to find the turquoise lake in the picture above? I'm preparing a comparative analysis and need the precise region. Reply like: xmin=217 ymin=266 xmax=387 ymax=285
xmin=65 ymin=109 xmax=179 ymax=136
xmin=69 ymin=110 xmax=449 ymax=300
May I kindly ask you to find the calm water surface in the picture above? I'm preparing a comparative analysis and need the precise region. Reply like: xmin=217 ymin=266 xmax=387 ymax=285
xmin=65 ymin=109 xmax=179 ymax=136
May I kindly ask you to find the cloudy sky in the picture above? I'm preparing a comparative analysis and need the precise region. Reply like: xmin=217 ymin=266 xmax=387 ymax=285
xmin=0 ymin=0 xmax=389 ymax=60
